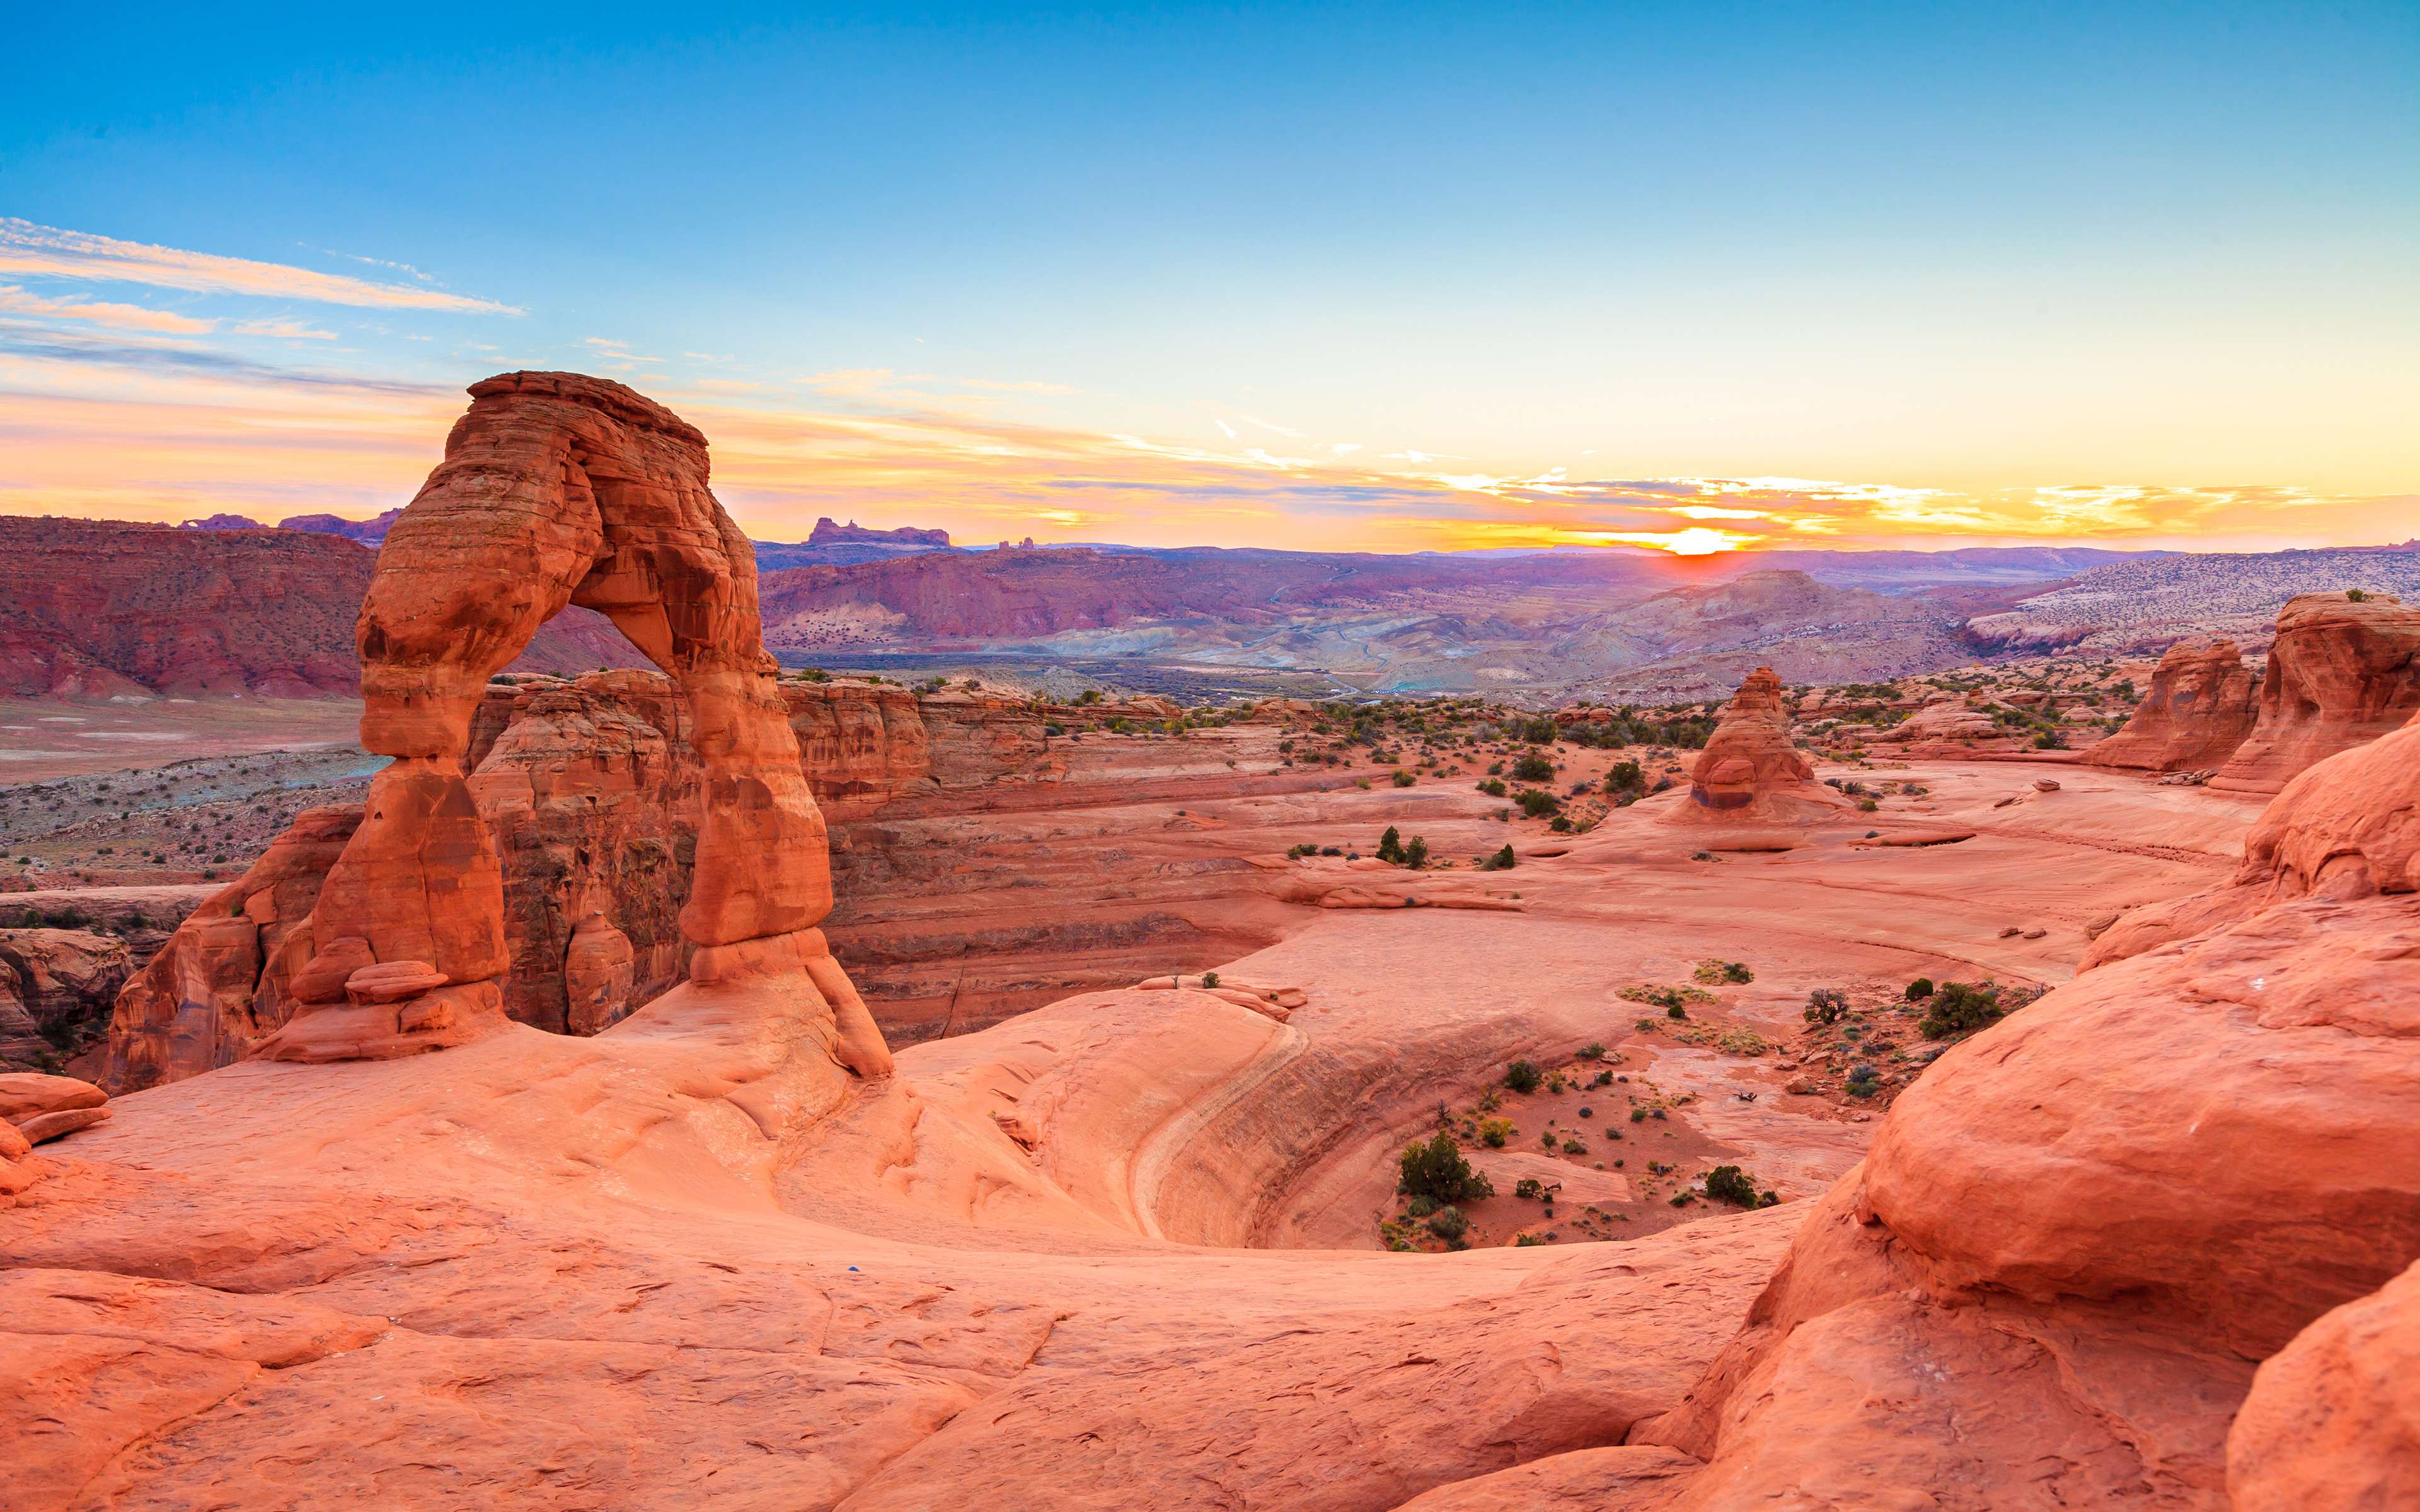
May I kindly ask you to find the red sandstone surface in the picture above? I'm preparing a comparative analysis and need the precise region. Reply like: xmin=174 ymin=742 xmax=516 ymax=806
xmin=2208 ymin=592 xmax=2420 ymax=794
xmin=6 ymin=379 xmax=2414 ymax=1511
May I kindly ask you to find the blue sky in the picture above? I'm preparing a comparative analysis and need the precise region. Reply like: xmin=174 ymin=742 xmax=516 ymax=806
xmin=2 ymin=2 xmax=2412 ymax=551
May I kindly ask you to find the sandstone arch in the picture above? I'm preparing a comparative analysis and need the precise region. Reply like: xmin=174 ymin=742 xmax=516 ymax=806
xmin=255 ymin=372 xmax=890 ymax=1075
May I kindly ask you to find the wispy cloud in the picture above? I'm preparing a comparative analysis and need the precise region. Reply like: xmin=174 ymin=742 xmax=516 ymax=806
xmin=0 ymin=219 xmax=521 ymax=314
xmin=964 ymin=377 xmax=1075 ymax=394
xmin=0 ymin=284 xmax=213 ymax=334
xmin=229 ymin=318 xmax=338 ymax=340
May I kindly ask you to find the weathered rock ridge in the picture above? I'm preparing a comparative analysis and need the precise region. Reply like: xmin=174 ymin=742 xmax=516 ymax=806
xmin=2208 ymin=592 xmax=2420 ymax=794
xmin=2087 ymin=638 xmax=2259 ymax=772
xmin=1674 ymin=667 xmax=1845 ymax=825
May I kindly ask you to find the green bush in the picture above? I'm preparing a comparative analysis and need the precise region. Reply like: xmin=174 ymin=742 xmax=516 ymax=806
xmin=1426 ymin=1206 xmax=1470 ymax=1245
xmin=1376 ymin=826 xmax=1405 ymax=862
xmin=1399 ymin=1132 xmax=1495 ymax=1205
xmin=1705 ymin=1165 xmax=1760 ymax=1208
xmin=1577 ymin=1042 xmax=1605 ymax=1060
xmin=1630 ymin=1107 xmax=1648 ymax=1123
xmin=1905 ymin=976 xmax=1935 ymax=1001
xmin=1516 ymin=789 xmax=1560 ymax=818
xmin=1514 ymin=1177 xmax=1543 ymax=1200
xmin=1919 ymin=981 xmax=2005 ymax=1040
xmin=1478 ymin=844 xmax=1516 ymax=871
xmin=1391 ymin=769 xmax=1416 ymax=787
xmin=1504 ymin=1060 xmax=1543 ymax=1094
xmin=2348 ymin=588 xmax=2371 ymax=602
xmin=1606 ymin=760 xmax=1642 ymax=789
xmin=1479 ymin=1118 xmax=1514 ymax=1148
xmin=1403 ymin=835 xmax=1429 ymax=869
xmin=1477 ymin=777 xmax=1507 ymax=797
xmin=1561 ymin=1138 xmax=1586 ymax=1155
xmin=1666 ymin=1002 xmax=1688 ymax=1020
xmin=1512 ymin=753 xmax=1554 ymax=782
xmin=1803 ymin=988 xmax=1848 ymax=1025
xmin=1201 ymin=971 xmax=1220 ymax=989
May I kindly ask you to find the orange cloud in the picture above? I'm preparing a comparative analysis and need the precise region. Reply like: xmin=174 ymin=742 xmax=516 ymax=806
xmin=0 ymin=219 xmax=521 ymax=314
xmin=0 ymin=284 xmax=214 ymax=334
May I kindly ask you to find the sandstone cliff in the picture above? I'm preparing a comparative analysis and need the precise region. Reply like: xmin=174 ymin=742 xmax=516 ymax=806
xmin=2087 ymin=638 xmax=2259 ymax=772
xmin=2207 ymin=592 xmax=2420 ymax=794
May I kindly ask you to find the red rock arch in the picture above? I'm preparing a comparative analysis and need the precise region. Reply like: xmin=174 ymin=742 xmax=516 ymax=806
xmin=262 ymin=373 xmax=884 ymax=1070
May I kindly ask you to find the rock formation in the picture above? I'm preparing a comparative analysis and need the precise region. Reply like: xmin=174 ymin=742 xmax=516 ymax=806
xmin=2083 ymin=701 xmax=2420 ymax=968
xmin=1671 ymin=668 xmax=1845 ymax=824
xmin=1625 ymin=700 xmax=2420 ymax=1506
xmin=2208 ymin=592 xmax=2420 ymax=794
xmin=2087 ymin=638 xmax=2259 ymax=772
xmin=0 ymin=1070 xmax=108 ymax=1196
xmin=161 ymin=372 xmax=892 ymax=1080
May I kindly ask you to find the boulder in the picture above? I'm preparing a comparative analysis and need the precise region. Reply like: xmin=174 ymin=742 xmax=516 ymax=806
xmin=2227 ymin=1257 xmax=2420 ymax=1511
xmin=17 ymin=1105 xmax=112 ymax=1144
xmin=0 ymin=1072 xmax=107 ymax=1125
xmin=2084 ymin=639 xmax=2257 ymax=772
xmin=2209 ymin=593 xmax=2420 ymax=794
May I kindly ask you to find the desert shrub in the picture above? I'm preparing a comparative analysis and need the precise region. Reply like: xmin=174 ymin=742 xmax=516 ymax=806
xmin=1804 ymin=988 xmax=1849 ymax=1025
xmin=1512 ymin=753 xmax=1555 ymax=782
xmin=1515 ymin=789 xmax=1560 ymax=818
xmin=1705 ymin=1165 xmax=1761 ymax=1208
xmin=1376 ymin=826 xmax=1405 ymax=862
xmin=1669 ymin=1193 xmax=1694 ymax=1207
xmin=1391 ymin=769 xmax=1416 ymax=787
xmin=1201 ymin=971 xmax=1220 ymax=989
xmin=1478 ymin=844 xmax=1516 ymax=871
xmin=1630 ymin=1107 xmax=1648 ymax=1123
xmin=1398 ymin=1133 xmax=1494 ymax=1205
xmin=1515 ymin=1232 xmax=1547 ymax=1246
xmin=1618 ymin=983 xmax=1715 ymax=1012
xmin=1577 ymin=1042 xmax=1605 ymax=1060
xmin=1076 ymin=689 xmax=1103 ymax=705
xmin=1287 ymin=843 xmax=1315 ymax=859
xmin=1691 ymin=959 xmax=1754 ymax=984
xmin=1320 ymin=845 xmax=1343 ymax=856
xmin=1666 ymin=1002 xmax=1688 ymax=1020
xmin=1479 ymin=1118 xmax=1515 ymax=1148
xmin=1606 ymin=759 xmax=1643 ymax=789
xmin=1403 ymin=835 xmax=1429 ymax=869
xmin=1906 ymin=976 xmax=1935 ymax=1000
xmin=1504 ymin=1060 xmax=1543 ymax=1094
xmin=2033 ymin=729 xmax=2066 ymax=750
xmin=1426 ymin=1206 xmax=1470 ymax=1244
xmin=1920 ymin=981 xmax=2005 ymax=1040
xmin=1548 ymin=815 xmax=1572 ymax=832
xmin=1561 ymin=1138 xmax=1586 ymax=1155
xmin=1404 ymin=1194 xmax=1439 ymax=1218
xmin=1514 ymin=1177 xmax=1543 ymax=1200
xmin=1044 ymin=722 xmax=1066 ymax=736
xmin=1593 ymin=1069 xmax=1613 ymax=1086
xmin=1856 ymin=798 xmax=1878 ymax=812
xmin=1521 ymin=718 xmax=1557 ymax=744
xmin=1477 ymin=777 xmax=1508 ymax=798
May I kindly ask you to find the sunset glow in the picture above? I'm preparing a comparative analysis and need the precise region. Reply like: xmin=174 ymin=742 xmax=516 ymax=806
xmin=1 ymin=5 xmax=2411 ymax=554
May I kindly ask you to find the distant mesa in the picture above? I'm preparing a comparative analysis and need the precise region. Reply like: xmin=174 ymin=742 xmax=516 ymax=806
xmin=176 ymin=513 xmax=265 ymax=530
xmin=278 ymin=507 xmax=403 ymax=546
xmin=807 ymin=517 xmax=950 ymax=549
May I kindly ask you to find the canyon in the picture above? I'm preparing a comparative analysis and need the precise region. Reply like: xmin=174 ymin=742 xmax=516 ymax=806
xmin=4 ymin=375 xmax=2414 ymax=1511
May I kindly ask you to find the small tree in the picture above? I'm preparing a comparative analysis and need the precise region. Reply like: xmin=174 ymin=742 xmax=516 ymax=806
xmin=1905 ymin=976 xmax=1935 ymax=1001
xmin=1804 ymin=988 xmax=1849 ymax=1026
xmin=1513 ymin=753 xmax=1555 ymax=781
xmin=1919 ymin=981 xmax=2004 ymax=1040
xmin=1504 ymin=1059 xmax=1543 ymax=1094
xmin=1376 ymin=826 xmax=1405 ymax=863
xmin=1403 ymin=835 xmax=1429 ymax=869
xmin=1426 ymin=1206 xmax=1470 ymax=1246
xmin=1399 ymin=1134 xmax=1494 ymax=1205
xmin=1479 ymin=1118 xmax=1515 ymax=1148
xmin=1577 ymin=1041 xmax=1605 ymax=1060
xmin=1705 ymin=1165 xmax=1760 ymax=1208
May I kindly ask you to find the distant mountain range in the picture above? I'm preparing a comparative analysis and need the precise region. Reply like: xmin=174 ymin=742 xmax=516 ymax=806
xmin=7 ymin=514 xmax=2394 ymax=702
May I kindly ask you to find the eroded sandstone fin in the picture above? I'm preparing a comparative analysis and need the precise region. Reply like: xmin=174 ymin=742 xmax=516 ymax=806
xmin=250 ymin=372 xmax=887 ymax=1073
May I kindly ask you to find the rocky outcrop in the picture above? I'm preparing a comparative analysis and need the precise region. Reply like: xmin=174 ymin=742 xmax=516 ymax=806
xmin=0 ymin=931 xmax=133 ymax=1072
xmin=1634 ymin=698 xmax=2420 ymax=1506
xmin=1673 ymin=668 xmax=1845 ymax=824
xmin=233 ymin=371 xmax=885 ymax=1078
xmin=2083 ymin=702 xmax=2420 ymax=968
xmin=1862 ymin=695 xmax=2006 ymax=748
xmin=0 ymin=1071 xmax=108 ymax=1196
xmin=2085 ymin=638 xmax=2258 ymax=772
xmin=808 ymin=517 xmax=949 ymax=549
xmin=2227 ymin=1256 xmax=2420 ymax=1510
xmin=2208 ymin=593 xmax=2420 ymax=794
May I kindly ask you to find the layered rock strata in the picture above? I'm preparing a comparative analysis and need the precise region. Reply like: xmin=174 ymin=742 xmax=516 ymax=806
xmin=2208 ymin=592 xmax=2420 ymax=794
xmin=2087 ymin=638 xmax=2259 ymax=772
